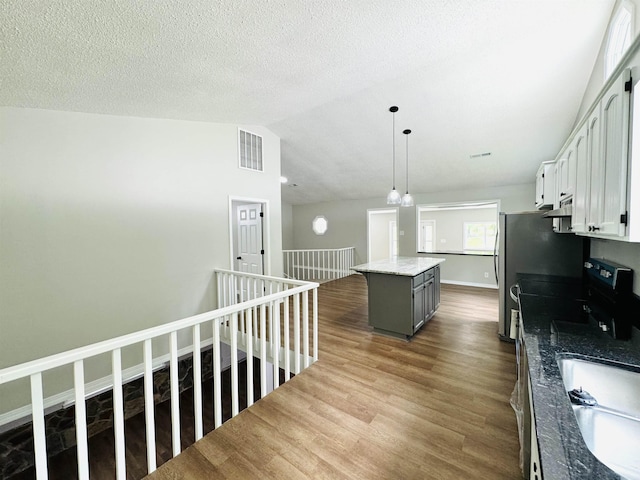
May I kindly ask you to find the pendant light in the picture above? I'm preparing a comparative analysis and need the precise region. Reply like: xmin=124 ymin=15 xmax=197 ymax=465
xmin=386 ymin=106 xmax=402 ymax=205
xmin=401 ymin=129 xmax=414 ymax=207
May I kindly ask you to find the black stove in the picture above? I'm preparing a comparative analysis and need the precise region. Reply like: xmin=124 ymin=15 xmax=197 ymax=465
xmin=584 ymin=258 xmax=633 ymax=340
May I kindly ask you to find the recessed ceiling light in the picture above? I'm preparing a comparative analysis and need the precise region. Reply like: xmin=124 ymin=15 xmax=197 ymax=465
xmin=280 ymin=176 xmax=288 ymax=184
xmin=469 ymin=152 xmax=492 ymax=159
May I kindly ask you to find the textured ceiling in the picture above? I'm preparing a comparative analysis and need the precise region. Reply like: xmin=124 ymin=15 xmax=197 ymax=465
xmin=1 ymin=1 xmax=615 ymax=204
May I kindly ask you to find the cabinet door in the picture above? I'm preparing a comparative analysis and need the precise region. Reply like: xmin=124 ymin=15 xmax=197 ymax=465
xmin=535 ymin=165 xmax=545 ymax=207
xmin=587 ymin=105 xmax=603 ymax=230
xmin=413 ymin=284 xmax=425 ymax=331
xmin=434 ymin=266 xmax=441 ymax=309
xmin=572 ymin=124 xmax=589 ymax=233
xmin=599 ymin=70 xmax=630 ymax=236
xmin=425 ymin=278 xmax=435 ymax=320
xmin=556 ymin=157 xmax=570 ymax=202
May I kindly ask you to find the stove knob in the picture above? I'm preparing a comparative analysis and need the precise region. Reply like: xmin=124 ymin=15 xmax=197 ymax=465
xmin=584 ymin=262 xmax=593 ymax=269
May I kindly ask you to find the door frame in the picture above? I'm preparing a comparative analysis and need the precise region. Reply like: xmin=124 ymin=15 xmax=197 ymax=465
xmin=228 ymin=196 xmax=271 ymax=275
xmin=367 ymin=208 xmax=399 ymax=263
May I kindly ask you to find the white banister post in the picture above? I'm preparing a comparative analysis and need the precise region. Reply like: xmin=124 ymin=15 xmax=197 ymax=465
xmin=231 ymin=312 xmax=239 ymax=417
xmin=284 ymin=291 xmax=291 ymax=381
xmin=303 ymin=290 xmax=310 ymax=368
xmin=293 ymin=293 xmax=301 ymax=374
xmin=192 ymin=325 xmax=203 ymax=441
xmin=112 ymin=349 xmax=126 ymax=480
xmin=143 ymin=339 xmax=157 ymax=473
xmin=213 ymin=319 xmax=222 ymax=429
xmin=30 ymin=373 xmax=48 ymax=480
xmin=313 ymin=287 xmax=319 ymax=362
xmin=260 ymin=304 xmax=267 ymax=398
xmin=169 ymin=331 xmax=181 ymax=457
xmin=246 ymin=307 xmax=254 ymax=407
xmin=73 ymin=360 xmax=90 ymax=480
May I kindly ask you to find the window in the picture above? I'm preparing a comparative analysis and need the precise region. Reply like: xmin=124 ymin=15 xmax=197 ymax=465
xmin=463 ymin=222 xmax=497 ymax=251
xmin=312 ymin=216 xmax=328 ymax=235
xmin=238 ymin=129 xmax=263 ymax=171
xmin=605 ymin=1 xmax=634 ymax=79
xmin=416 ymin=201 xmax=499 ymax=255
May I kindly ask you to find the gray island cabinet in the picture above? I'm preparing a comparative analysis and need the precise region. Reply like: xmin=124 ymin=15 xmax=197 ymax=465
xmin=352 ymin=257 xmax=445 ymax=339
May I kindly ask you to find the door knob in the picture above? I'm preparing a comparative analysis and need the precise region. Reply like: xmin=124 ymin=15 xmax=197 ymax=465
xmin=236 ymin=256 xmax=242 ymax=260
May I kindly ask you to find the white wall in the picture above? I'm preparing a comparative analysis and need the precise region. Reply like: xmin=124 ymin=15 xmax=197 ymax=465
xmin=0 ymin=107 xmax=283 ymax=410
xmin=292 ymin=183 xmax=534 ymax=287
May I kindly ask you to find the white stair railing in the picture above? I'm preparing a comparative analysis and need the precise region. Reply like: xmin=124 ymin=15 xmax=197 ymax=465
xmin=0 ymin=269 xmax=318 ymax=480
xmin=283 ymin=246 xmax=355 ymax=281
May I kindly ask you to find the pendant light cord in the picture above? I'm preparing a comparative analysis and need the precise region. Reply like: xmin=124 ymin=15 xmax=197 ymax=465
xmin=404 ymin=129 xmax=411 ymax=194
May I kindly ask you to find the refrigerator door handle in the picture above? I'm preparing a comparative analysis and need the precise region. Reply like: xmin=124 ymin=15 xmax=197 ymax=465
xmin=510 ymin=284 xmax=520 ymax=303
xmin=493 ymin=228 xmax=499 ymax=284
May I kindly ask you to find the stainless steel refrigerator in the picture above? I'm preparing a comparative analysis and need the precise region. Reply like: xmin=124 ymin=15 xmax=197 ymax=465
xmin=495 ymin=211 xmax=586 ymax=341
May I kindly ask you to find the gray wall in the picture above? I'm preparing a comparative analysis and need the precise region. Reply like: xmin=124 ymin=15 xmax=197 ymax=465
xmin=0 ymin=107 xmax=283 ymax=411
xmin=282 ymin=202 xmax=294 ymax=250
xmin=292 ymin=183 xmax=534 ymax=288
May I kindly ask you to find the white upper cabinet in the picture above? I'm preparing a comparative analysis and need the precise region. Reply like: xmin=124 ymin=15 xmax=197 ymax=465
xmin=568 ymin=66 xmax=638 ymax=241
xmin=556 ymin=147 xmax=575 ymax=203
xmin=598 ymin=69 xmax=630 ymax=236
xmin=572 ymin=123 xmax=589 ymax=233
xmin=535 ymin=161 xmax=556 ymax=209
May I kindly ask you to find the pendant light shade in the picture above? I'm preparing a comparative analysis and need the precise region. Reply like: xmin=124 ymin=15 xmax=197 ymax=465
xmin=401 ymin=129 xmax=414 ymax=207
xmin=386 ymin=106 xmax=402 ymax=205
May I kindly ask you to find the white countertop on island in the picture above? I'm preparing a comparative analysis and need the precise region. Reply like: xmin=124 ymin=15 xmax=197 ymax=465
xmin=351 ymin=256 xmax=445 ymax=277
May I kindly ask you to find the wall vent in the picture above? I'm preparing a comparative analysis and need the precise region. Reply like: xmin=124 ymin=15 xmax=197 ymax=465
xmin=238 ymin=129 xmax=263 ymax=172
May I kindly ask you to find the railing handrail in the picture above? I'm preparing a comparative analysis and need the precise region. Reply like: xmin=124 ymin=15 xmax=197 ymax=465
xmin=0 ymin=272 xmax=318 ymax=385
xmin=283 ymin=247 xmax=354 ymax=253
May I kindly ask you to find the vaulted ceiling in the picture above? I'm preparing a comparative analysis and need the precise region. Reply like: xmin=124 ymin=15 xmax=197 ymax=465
xmin=1 ymin=1 xmax=615 ymax=204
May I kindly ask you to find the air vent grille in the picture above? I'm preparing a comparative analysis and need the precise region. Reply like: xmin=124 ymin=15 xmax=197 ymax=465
xmin=239 ymin=130 xmax=263 ymax=172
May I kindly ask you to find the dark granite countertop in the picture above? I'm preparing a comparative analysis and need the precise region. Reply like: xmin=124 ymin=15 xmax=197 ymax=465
xmin=519 ymin=285 xmax=640 ymax=480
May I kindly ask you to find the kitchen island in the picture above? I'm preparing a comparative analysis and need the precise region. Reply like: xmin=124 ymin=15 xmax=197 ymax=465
xmin=352 ymin=256 xmax=445 ymax=339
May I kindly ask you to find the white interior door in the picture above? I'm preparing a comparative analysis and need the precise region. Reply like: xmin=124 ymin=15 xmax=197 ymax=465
xmin=234 ymin=202 xmax=264 ymax=274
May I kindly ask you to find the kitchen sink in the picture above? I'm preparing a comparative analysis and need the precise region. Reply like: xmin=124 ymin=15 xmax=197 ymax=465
xmin=557 ymin=354 xmax=640 ymax=479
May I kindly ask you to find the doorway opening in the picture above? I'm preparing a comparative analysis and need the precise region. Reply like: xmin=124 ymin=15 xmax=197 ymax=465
xmin=367 ymin=208 xmax=399 ymax=263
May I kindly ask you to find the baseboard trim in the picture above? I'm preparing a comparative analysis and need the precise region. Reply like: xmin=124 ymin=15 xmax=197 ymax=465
xmin=441 ymin=280 xmax=498 ymax=290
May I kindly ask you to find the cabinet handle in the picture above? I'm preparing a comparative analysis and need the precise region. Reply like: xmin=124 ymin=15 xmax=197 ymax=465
xmin=592 ymin=226 xmax=601 ymax=232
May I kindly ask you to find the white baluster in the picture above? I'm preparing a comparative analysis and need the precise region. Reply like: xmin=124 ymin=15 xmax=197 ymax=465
xmin=231 ymin=312 xmax=239 ymax=417
xmin=246 ymin=308 xmax=254 ymax=407
xmin=192 ymin=325 xmax=203 ymax=441
xmin=73 ymin=360 xmax=90 ymax=480
xmin=273 ymin=298 xmax=281 ymax=389
xmin=143 ymin=339 xmax=157 ymax=473
xmin=30 ymin=373 xmax=48 ymax=480
xmin=260 ymin=304 xmax=267 ymax=398
xmin=313 ymin=288 xmax=319 ymax=362
xmin=303 ymin=290 xmax=310 ymax=368
xmin=213 ymin=319 xmax=222 ymax=429
xmin=169 ymin=331 xmax=181 ymax=457
xmin=284 ymin=291 xmax=291 ymax=381
xmin=112 ymin=349 xmax=126 ymax=480
xmin=294 ymin=293 xmax=301 ymax=374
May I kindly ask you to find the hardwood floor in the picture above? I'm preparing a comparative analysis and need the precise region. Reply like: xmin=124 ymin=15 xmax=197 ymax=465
xmin=147 ymin=275 xmax=521 ymax=479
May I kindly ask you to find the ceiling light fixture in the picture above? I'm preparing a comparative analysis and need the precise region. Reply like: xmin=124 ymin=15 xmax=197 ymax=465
xmin=401 ymin=129 xmax=414 ymax=207
xmin=386 ymin=106 xmax=402 ymax=205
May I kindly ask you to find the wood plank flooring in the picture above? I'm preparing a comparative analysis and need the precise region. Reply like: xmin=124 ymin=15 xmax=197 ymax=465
xmin=148 ymin=275 xmax=521 ymax=479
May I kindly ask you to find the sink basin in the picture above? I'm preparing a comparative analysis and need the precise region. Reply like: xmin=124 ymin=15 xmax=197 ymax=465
xmin=557 ymin=354 xmax=640 ymax=479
